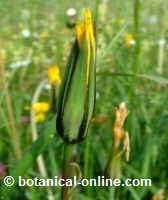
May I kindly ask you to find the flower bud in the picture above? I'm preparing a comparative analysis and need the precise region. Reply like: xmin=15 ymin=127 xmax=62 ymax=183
xmin=56 ymin=8 xmax=96 ymax=144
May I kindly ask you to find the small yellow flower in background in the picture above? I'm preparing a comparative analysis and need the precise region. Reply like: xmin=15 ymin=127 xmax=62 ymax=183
xmin=118 ymin=18 xmax=124 ymax=25
xmin=40 ymin=31 xmax=49 ymax=39
xmin=32 ymin=102 xmax=50 ymax=113
xmin=124 ymin=33 xmax=135 ymax=48
xmin=24 ymin=102 xmax=50 ymax=123
xmin=91 ymin=115 xmax=108 ymax=124
xmin=35 ymin=113 xmax=46 ymax=123
xmin=24 ymin=106 xmax=31 ymax=111
xmin=48 ymin=66 xmax=61 ymax=86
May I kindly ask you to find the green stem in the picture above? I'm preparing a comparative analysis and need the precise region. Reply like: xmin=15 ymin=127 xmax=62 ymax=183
xmin=84 ymin=134 xmax=91 ymax=178
xmin=0 ymin=51 xmax=22 ymax=159
xmin=30 ymin=80 xmax=55 ymax=200
xmin=133 ymin=0 xmax=141 ymax=74
xmin=129 ymin=0 xmax=141 ymax=106
xmin=94 ymin=0 xmax=100 ymax=27
xmin=157 ymin=5 xmax=165 ymax=74
xmin=109 ymin=187 xmax=115 ymax=200
xmin=51 ymin=85 xmax=57 ymax=113
xmin=61 ymin=144 xmax=75 ymax=200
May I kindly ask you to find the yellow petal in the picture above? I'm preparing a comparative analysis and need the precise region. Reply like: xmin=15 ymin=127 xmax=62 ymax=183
xmin=32 ymin=102 xmax=50 ymax=113
xmin=76 ymin=23 xmax=85 ymax=47
xmin=35 ymin=113 xmax=46 ymax=123
xmin=48 ymin=66 xmax=61 ymax=86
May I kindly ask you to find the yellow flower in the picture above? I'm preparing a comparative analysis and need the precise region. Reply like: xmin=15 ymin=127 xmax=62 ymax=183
xmin=75 ymin=8 xmax=96 ymax=84
xmin=40 ymin=31 xmax=49 ymax=39
xmin=48 ymin=66 xmax=61 ymax=86
xmin=32 ymin=102 xmax=50 ymax=113
xmin=124 ymin=33 xmax=135 ymax=48
xmin=24 ymin=106 xmax=31 ymax=111
xmin=35 ymin=113 xmax=46 ymax=123
xmin=118 ymin=18 xmax=124 ymax=25
xmin=91 ymin=115 xmax=108 ymax=124
xmin=76 ymin=9 xmax=95 ymax=49
xmin=24 ymin=102 xmax=50 ymax=123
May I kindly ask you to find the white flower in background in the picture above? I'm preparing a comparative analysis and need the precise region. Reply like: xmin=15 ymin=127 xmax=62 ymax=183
xmin=149 ymin=15 xmax=158 ymax=24
xmin=96 ymin=67 xmax=100 ymax=72
xmin=96 ymin=92 xmax=100 ymax=99
xmin=32 ymin=32 xmax=39 ymax=39
xmin=43 ymin=83 xmax=51 ymax=90
xmin=9 ymin=59 xmax=31 ymax=69
xmin=22 ymin=9 xmax=31 ymax=19
xmin=44 ymin=58 xmax=53 ymax=64
xmin=66 ymin=8 xmax=77 ymax=17
xmin=130 ymin=39 xmax=136 ymax=46
xmin=124 ymin=34 xmax=136 ymax=48
xmin=21 ymin=29 xmax=31 ymax=38
xmin=157 ymin=39 xmax=166 ymax=47
xmin=142 ymin=40 xmax=150 ymax=52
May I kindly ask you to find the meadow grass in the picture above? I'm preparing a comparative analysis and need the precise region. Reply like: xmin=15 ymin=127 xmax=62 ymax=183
xmin=0 ymin=0 xmax=168 ymax=199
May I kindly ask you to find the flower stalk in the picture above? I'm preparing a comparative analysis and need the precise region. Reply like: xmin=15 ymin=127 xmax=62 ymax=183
xmin=0 ymin=49 xmax=22 ymax=159
xmin=56 ymin=8 xmax=96 ymax=200
xmin=61 ymin=144 xmax=76 ymax=200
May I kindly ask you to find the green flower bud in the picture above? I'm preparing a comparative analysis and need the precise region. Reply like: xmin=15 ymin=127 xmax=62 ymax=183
xmin=56 ymin=8 xmax=96 ymax=144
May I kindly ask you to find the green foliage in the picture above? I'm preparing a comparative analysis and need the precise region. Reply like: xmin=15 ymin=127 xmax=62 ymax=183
xmin=0 ymin=0 xmax=168 ymax=199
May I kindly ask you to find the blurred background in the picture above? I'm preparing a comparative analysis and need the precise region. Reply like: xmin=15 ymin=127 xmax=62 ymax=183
xmin=0 ymin=0 xmax=168 ymax=199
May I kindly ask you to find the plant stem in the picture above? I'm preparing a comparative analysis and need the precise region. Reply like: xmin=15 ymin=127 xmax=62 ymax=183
xmin=157 ymin=32 xmax=165 ymax=74
xmin=84 ymin=133 xmax=91 ymax=178
xmin=157 ymin=5 xmax=165 ymax=74
xmin=62 ymin=144 xmax=75 ymax=200
xmin=129 ymin=0 xmax=141 ymax=106
xmin=51 ymin=85 xmax=57 ymax=113
xmin=0 ymin=50 xmax=22 ymax=159
xmin=30 ymin=80 xmax=55 ymax=200
xmin=109 ymin=187 xmax=115 ymax=200
xmin=133 ymin=0 xmax=141 ymax=74
xmin=1 ymin=118 xmax=55 ymax=199
xmin=94 ymin=0 xmax=101 ymax=27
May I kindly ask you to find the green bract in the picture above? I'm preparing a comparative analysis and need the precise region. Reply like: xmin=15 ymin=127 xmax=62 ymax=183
xmin=56 ymin=9 xmax=96 ymax=144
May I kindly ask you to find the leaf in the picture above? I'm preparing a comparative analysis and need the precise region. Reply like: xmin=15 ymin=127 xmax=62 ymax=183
xmin=1 ymin=117 xmax=56 ymax=199
xmin=97 ymin=23 xmax=129 ymax=64
xmin=97 ymin=72 xmax=168 ymax=85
